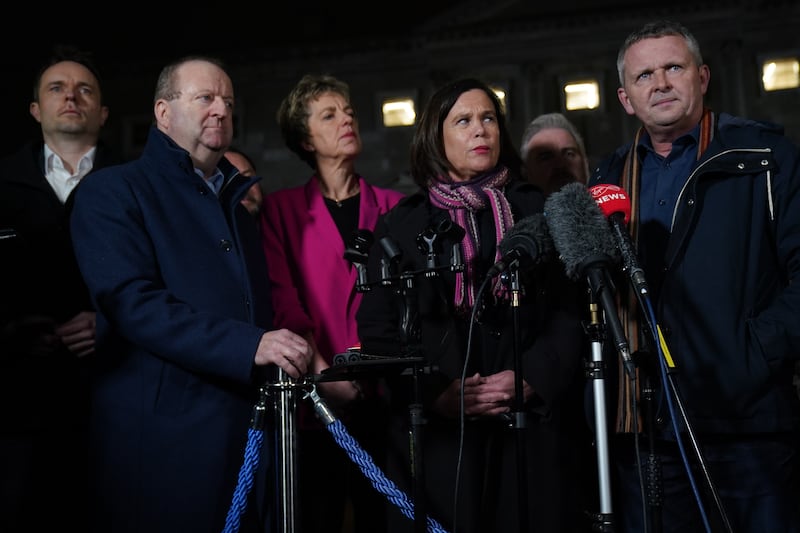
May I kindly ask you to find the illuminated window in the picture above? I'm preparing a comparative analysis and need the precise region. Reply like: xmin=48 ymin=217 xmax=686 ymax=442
xmin=761 ymin=57 xmax=800 ymax=91
xmin=563 ymin=80 xmax=600 ymax=111
xmin=382 ymin=98 xmax=416 ymax=127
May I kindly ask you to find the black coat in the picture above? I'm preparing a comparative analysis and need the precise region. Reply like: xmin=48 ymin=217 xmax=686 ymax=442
xmin=356 ymin=179 xmax=589 ymax=532
xmin=0 ymin=139 xmax=122 ymax=532
xmin=0 ymin=139 xmax=121 ymax=428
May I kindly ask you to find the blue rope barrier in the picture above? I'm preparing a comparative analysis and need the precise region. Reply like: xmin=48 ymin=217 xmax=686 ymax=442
xmin=222 ymin=388 xmax=268 ymax=533
xmin=222 ymin=427 xmax=264 ymax=533
xmin=221 ymin=384 xmax=449 ymax=533
xmin=326 ymin=419 xmax=448 ymax=533
xmin=308 ymin=387 xmax=449 ymax=533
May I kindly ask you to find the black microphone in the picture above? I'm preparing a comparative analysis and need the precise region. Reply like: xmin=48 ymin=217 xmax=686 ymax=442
xmin=344 ymin=229 xmax=374 ymax=292
xmin=434 ymin=216 xmax=466 ymax=272
xmin=416 ymin=214 xmax=467 ymax=274
xmin=589 ymin=184 xmax=649 ymax=298
xmin=544 ymin=182 xmax=635 ymax=378
xmin=379 ymin=236 xmax=402 ymax=286
xmin=415 ymin=226 xmax=439 ymax=271
xmin=486 ymin=213 xmax=554 ymax=278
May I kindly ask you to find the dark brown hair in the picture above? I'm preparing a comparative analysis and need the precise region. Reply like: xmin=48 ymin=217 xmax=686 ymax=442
xmin=409 ymin=77 xmax=522 ymax=188
xmin=32 ymin=44 xmax=103 ymax=102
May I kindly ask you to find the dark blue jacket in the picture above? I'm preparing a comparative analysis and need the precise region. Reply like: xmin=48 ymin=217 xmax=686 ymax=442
xmin=589 ymin=113 xmax=800 ymax=435
xmin=71 ymin=127 xmax=274 ymax=533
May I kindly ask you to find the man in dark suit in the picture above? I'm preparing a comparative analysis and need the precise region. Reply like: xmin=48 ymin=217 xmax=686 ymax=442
xmin=0 ymin=45 xmax=121 ymax=532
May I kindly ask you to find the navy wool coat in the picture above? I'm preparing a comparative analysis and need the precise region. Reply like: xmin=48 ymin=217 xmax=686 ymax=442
xmin=71 ymin=127 xmax=276 ymax=533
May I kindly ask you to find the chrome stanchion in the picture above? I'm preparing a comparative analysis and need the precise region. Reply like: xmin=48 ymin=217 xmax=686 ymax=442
xmin=268 ymin=368 xmax=300 ymax=533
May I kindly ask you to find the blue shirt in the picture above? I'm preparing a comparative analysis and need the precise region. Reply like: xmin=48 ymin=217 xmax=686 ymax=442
xmin=638 ymin=124 xmax=700 ymax=229
xmin=637 ymin=123 xmax=700 ymax=299
xmin=196 ymin=167 xmax=225 ymax=195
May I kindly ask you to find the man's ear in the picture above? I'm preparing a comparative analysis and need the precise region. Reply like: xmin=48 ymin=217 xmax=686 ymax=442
xmin=29 ymin=102 xmax=42 ymax=123
xmin=154 ymin=100 xmax=168 ymax=129
xmin=617 ymin=87 xmax=636 ymax=116
xmin=699 ymin=64 xmax=711 ymax=96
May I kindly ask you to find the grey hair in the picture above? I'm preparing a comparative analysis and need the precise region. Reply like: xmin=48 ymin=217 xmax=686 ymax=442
xmin=520 ymin=112 xmax=587 ymax=162
xmin=616 ymin=20 xmax=704 ymax=85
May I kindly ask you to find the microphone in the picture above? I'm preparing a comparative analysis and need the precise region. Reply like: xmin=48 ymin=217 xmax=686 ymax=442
xmin=543 ymin=182 xmax=618 ymax=280
xmin=434 ymin=216 xmax=466 ymax=272
xmin=416 ymin=214 xmax=467 ymax=274
xmin=379 ymin=236 xmax=402 ymax=286
xmin=544 ymin=182 xmax=635 ymax=378
xmin=344 ymin=229 xmax=374 ymax=292
xmin=588 ymin=184 xmax=649 ymax=297
xmin=415 ymin=226 xmax=439 ymax=271
xmin=486 ymin=213 xmax=554 ymax=278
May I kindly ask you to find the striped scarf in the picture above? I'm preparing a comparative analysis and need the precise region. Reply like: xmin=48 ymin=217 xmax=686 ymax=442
xmin=428 ymin=166 xmax=514 ymax=315
xmin=615 ymin=108 xmax=716 ymax=433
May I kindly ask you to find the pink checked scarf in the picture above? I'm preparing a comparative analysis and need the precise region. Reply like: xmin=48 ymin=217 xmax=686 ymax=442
xmin=428 ymin=166 xmax=514 ymax=315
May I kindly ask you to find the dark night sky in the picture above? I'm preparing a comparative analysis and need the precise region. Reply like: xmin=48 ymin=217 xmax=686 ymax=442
xmin=3 ymin=4 xmax=464 ymax=155
xmin=6 ymin=3 xmax=466 ymax=71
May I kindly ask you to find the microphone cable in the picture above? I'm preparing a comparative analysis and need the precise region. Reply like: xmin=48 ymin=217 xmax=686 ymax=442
xmin=452 ymin=272 xmax=493 ymax=533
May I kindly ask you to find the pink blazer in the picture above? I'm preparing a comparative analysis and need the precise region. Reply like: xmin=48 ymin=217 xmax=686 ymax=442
xmin=260 ymin=176 xmax=404 ymax=364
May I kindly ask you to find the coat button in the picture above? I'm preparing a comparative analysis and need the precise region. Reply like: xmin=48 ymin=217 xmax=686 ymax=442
xmin=219 ymin=239 xmax=232 ymax=251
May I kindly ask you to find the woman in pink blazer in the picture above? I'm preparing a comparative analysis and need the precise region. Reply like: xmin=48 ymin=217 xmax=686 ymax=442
xmin=261 ymin=74 xmax=404 ymax=533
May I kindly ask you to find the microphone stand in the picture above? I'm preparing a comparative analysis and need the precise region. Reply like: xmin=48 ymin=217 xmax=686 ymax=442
xmin=583 ymin=287 xmax=615 ymax=532
xmin=270 ymin=367 xmax=300 ymax=533
xmin=580 ymin=256 xmax=636 ymax=380
xmin=573 ymin=253 xmax=631 ymax=532
xmin=504 ymin=263 xmax=529 ymax=533
xmin=379 ymin=227 xmax=464 ymax=532
xmin=380 ymin=236 xmax=427 ymax=533
xmin=397 ymin=271 xmax=427 ymax=533
xmin=344 ymin=237 xmax=438 ymax=533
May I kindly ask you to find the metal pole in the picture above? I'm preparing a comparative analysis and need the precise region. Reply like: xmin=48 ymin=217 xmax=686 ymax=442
xmin=585 ymin=293 xmax=615 ymax=531
xmin=507 ymin=266 xmax=529 ymax=533
xmin=271 ymin=368 xmax=299 ymax=533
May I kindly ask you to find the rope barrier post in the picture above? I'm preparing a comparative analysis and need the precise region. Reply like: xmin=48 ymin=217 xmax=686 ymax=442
xmin=269 ymin=368 xmax=301 ymax=533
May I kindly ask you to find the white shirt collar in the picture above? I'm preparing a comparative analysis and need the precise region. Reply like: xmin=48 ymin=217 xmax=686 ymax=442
xmin=43 ymin=144 xmax=97 ymax=203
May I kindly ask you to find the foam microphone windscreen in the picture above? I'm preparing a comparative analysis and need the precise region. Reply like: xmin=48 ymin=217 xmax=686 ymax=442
xmin=543 ymin=182 xmax=618 ymax=281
